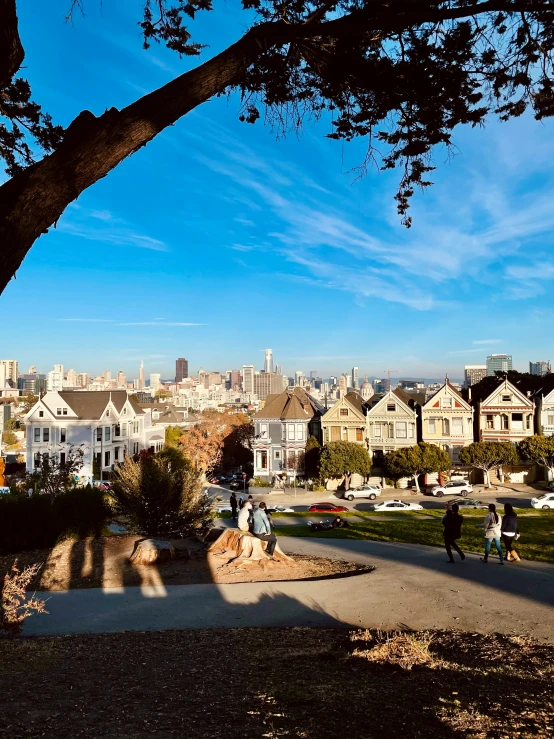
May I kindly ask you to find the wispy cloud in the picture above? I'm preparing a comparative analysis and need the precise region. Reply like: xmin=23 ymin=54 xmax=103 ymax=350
xmin=473 ymin=339 xmax=502 ymax=345
xmin=116 ymin=322 xmax=204 ymax=327
xmin=58 ymin=318 xmax=114 ymax=323
xmin=448 ymin=348 xmax=489 ymax=356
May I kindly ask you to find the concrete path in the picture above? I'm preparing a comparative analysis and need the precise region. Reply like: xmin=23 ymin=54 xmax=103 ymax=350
xmin=24 ymin=538 xmax=554 ymax=641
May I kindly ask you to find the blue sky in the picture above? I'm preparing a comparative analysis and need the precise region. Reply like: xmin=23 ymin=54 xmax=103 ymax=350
xmin=2 ymin=1 xmax=554 ymax=381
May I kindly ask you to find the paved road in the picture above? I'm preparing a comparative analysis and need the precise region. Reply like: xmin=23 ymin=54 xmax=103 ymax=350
xmin=24 ymin=538 xmax=554 ymax=641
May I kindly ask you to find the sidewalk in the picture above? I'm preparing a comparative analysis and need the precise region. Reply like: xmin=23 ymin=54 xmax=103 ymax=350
xmin=24 ymin=538 xmax=554 ymax=641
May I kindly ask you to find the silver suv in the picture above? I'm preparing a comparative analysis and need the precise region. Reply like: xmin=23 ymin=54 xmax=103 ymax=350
xmin=342 ymin=484 xmax=382 ymax=501
xmin=430 ymin=480 xmax=473 ymax=497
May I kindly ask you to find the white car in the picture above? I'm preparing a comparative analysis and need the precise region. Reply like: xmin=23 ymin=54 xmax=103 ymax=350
xmin=371 ymin=499 xmax=423 ymax=512
xmin=430 ymin=480 xmax=473 ymax=498
xmin=266 ymin=505 xmax=295 ymax=514
xmin=342 ymin=484 xmax=382 ymax=501
xmin=531 ymin=492 xmax=554 ymax=510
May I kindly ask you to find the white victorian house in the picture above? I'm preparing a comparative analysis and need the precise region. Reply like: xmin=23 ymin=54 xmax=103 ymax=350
xmin=25 ymin=390 xmax=165 ymax=482
xmin=366 ymin=389 xmax=417 ymax=463
xmin=478 ymin=379 xmax=534 ymax=444
xmin=421 ymin=379 xmax=474 ymax=462
xmin=537 ymin=387 xmax=554 ymax=436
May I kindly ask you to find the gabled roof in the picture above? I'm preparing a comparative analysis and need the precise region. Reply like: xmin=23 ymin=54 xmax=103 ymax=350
xmin=57 ymin=390 xmax=145 ymax=420
xmin=366 ymin=389 xmax=416 ymax=417
xmin=480 ymin=378 xmax=533 ymax=408
xmin=254 ymin=387 xmax=322 ymax=420
xmin=423 ymin=379 xmax=471 ymax=411
xmin=344 ymin=391 xmax=367 ymax=416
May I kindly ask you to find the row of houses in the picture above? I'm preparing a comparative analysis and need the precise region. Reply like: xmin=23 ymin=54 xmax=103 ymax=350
xmin=252 ymin=378 xmax=554 ymax=483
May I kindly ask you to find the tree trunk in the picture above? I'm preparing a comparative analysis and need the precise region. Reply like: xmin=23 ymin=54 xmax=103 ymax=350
xmin=344 ymin=473 xmax=351 ymax=491
xmin=207 ymin=529 xmax=293 ymax=566
xmin=484 ymin=468 xmax=491 ymax=487
xmin=130 ymin=538 xmax=175 ymax=565
xmin=0 ymin=0 xmax=24 ymax=87
xmin=413 ymin=474 xmax=420 ymax=492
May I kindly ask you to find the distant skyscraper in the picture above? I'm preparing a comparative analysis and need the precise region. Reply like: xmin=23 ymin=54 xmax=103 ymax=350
xmin=46 ymin=364 xmax=64 ymax=392
xmin=529 ymin=360 xmax=551 ymax=376
xmin=230 ymin=369 xmax=241 ymax=390
xmin=65 ymin=368 xmax=78 ymax=387
xmin=486 ymin=354 xmax=512 ymax=376
xmin=176 ymin=357 xmax=188 ymax=382
xmin=464 ymin=365 xmax=487 ymax=388
xmin=138 ymin=360 xmax=145 ymax=390
xmin=352 ymin=367 xmax=359 ymax=389
xmin=28 ymin=365 xmax=37 ymax=374
xmin=295 ymin=371 xmax=305 ymax=386
xmin=275 ymin=364 xmax=282 ymax=376
xmin=264 ymin=349 xmax=274 ymax=373
xmin=242 ymin=365 xmax=255 ymax=394
xmin=329 ymin=376 xmax=338 ymax=386
xmin=254 ymin=372 xmax=285 ymax=400
xmin=150 ymin=373 xmax=161 ymax=393
xmin=339 ymin=375 xmax=347 ymax=397
xmin=0 ymin=359 xmax=18 ymax=386
xmin=102 ymin=370 xmax=111 ymax=383
xmin=78 ymin=372 xmax=90 ymax=388
xmin=117 ymin=370 xmax=126 ymax=387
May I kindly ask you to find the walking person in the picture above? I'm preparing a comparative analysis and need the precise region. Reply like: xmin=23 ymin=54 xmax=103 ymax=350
xmin=501 ymin=503 xmax=520 ymax=562
xmin=442 ymin=502 xmax=465 ymax=563
xmin=229 ymin=492 xmax=238 ymax=521
xmin=238 ymin=494 xmax=244 ymax=510
xmin=478 ymin=503 xmax=504 ymax=564
xmin=252 ymin=501 xmax=277 ymax=556
xmin=237 ymin=498 xmax=253 ymax=532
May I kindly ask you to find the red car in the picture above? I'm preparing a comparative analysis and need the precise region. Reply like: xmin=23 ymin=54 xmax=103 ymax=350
xmin=308 ymin=502 xmax=349 ymax=513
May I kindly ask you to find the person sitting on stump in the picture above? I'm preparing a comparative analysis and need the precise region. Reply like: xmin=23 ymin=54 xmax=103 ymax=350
xmin=252 ymin=501 xmax=277 ymax=556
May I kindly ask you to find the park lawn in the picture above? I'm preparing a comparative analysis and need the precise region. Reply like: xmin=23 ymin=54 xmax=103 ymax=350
xmin=274 ymin=510 xmax=554 ymax=564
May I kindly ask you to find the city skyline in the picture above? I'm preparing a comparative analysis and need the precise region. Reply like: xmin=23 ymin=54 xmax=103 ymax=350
xmin=3 ymin=5 xmax=554 ymax=378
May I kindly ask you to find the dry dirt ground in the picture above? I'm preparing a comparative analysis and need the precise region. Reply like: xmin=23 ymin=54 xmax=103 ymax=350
xmin=0 ymin=535 xmax=373 ymax=590
xmin=0 ymin=628 xmax=552 ymax=739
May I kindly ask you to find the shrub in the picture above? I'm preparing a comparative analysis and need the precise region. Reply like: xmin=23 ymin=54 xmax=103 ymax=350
xmin=52 ymin=486 xmax=110 ymax=538
xmin=252 ymin=477 xmax=271 ymax=488
xmin=1 ymin=561 xmax=48 ymax=635
xmin=311 ymin=484 xmax=325 ymax=492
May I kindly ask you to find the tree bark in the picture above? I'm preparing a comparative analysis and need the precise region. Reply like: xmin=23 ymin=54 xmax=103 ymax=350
xmin=0 ymin=0 xmax=24 ymax=87
xmin=130 ymin=538 xmax=176 ymax=565
xmin=207 ymin=529 xmax=293 ymax=566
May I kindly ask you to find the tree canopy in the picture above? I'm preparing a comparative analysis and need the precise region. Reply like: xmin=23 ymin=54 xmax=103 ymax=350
xmin=2 ymin=0 xmax=554 ymax=293
xmin=458 ymin=441 xmax=518 ymax=486
xmin=384 ymin=442 xmax=451 ymax=492
xmin=319 ymin=440 xmax=371 ymax=489
xmin=517 ymin=435 xmax=554 ymax=476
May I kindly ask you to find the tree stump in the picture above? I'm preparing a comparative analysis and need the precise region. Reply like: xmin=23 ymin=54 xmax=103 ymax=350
xmin=130 ymin=539 xmax=175 ymax=565
xmin=207 ymin=529 xmax=294 ymax=567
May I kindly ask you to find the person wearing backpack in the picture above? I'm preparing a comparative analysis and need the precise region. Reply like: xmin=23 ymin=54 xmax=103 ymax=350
xmin=501 ymin=503 xmax=520 ymax=562
xmin=477 ymin=503 xmax=504 ymax=564
xmin=442 ymin=503 xmax=465 ymax=563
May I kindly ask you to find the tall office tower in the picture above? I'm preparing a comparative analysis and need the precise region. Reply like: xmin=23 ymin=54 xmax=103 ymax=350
xmin=253 ymin=372 xmax=286 ymax=400
xmin=0 ymin=360 xmax=18 ymax=386
xmin=529 ymin=360 xmax=551 ymax=376
xmin=117 ymin=370 xmax=126 ymax=387
xmin=486 ymin=354 xmax=512 ymax=376
xmin=205 ymin=372 xmax=222 ymax=388
xmin=17 ymin=373 xmax=46 ymax=394
xmin=139 ymin=360 xmax=145 ymax=390
xmin=46 ymin=364 xmax=64 ymax=392
xmin=230 ymin=369 xmax=242 ymax=390
xmin=264 ymin=349 xmax=274 ymax=373
xmin=464 ymin=365 xmax=487 ymax=387
xmin=352 ymin=366 xmax=359 ymax=389
xmin=275 ymin=364 xmax=282 ymax=376
xmin=65 ymin=368 xmax=78 ymax=387
xmin=329 ymin=376 xmax=338 ymax=386
xmin=373 ymin=378 xmax=388 ymax=393
xmin=242 ymin=365 xmax=255 ymax=393
xmin=295 ymin=371 xmax=305 ymax=386
xmin=78 ymin=372 xmax=90 ymax=388
xmin=339 ymin=375 xmax=347 ymax=397
xmin=310 ymin=370 xmax=318 ymax=379
xmin=102 ymin=370 xmax=112 ymax=383
xmin=28 ymin=364 xmax=37 ymax=374
xmin=150 ymin=373 xmax=161 ymax=393
xmin=176 ymin=357 xmax=189 ymax=382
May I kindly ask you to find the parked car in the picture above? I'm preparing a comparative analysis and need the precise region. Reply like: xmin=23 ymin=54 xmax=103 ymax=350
xmin=229 ymin=478 xmax=251 ymax=491
xmin=342 ymin=484 xmax=382 ymax=501
xmin=445 ymin=498 xmax=489 ymax=510
xmin=429 ymin=480 xmax=473 ymax=498
xmin=266 ymin=505 xmax=295 ymax=513
xmin=371 ymin=500 xmax=423 ymax=512
xmin=545 ymin=481 xmax=554 ymax=491
xmin=531 ymin=492 xmax=554 ymax=509
xmin=308 ymin=502 xmax=349 ymax=513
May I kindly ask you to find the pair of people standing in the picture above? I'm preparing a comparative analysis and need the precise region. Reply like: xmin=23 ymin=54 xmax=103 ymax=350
xmin=442 ymin=502 xmax=520 ymax=564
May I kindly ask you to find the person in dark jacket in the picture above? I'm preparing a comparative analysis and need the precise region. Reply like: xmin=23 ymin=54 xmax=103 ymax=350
xmin=501 ymin=503 xmax=520 ymax=562
xmin=229 ymin=492 xmax=238 ymax=521
xmin=442 ymin=503 xmax=465 ymax=563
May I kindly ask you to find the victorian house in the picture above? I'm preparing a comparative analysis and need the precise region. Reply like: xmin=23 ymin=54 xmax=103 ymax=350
xmin=366 ymin=388 xmax=418 ymax=463
xmin=252 ymin=388 xmax=323 ymax=482
xmin=478 ymin=378 xmax=534 ymax=443
xmin=421 ymin=379 xmax=474 ymax=462
xmin=536 ymin=387 xmax=554 ymax=436
xmin=321 ymin=392 xmax=368 ymax=446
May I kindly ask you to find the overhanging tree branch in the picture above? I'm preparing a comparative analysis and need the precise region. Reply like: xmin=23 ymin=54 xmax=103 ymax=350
xmin=0 ymin=0 xmax=24 ymax=87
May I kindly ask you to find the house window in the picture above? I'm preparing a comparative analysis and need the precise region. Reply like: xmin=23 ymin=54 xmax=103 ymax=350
xmin=443 ymin=419 xmax=450 ymax=435
xmin=356 ymin=428 xmax=363 ymax=442
xmin=105 ymin=427 xmax=111 ymax=441
xmin=60 ymin=428 xmax=66 ymax=443
xmin=121 ymin=423 xmax=127 ymax=437
xmin=396 ymin=422 xmax=407 ymax=438
xmin=256 ymin=450 xmax=267 ymax=469
xmin=96 ymin=428 xmax=102 ymax=441
xmin=104 ymin=451 xmax=110 ymax=467
xmin=34 ymin=452 xmax=41 ymax=467
xmin=274 ymin=450 xmax=280 ymax=459
xmin=60 ymin=452 xmax=66 ymax=466
xmin=409 ymin=424 xmax=414 ymax=438
xmin=501 ymin=414 xmax=509 ymax=430
xmin=428 ymin=419 xmax=436 ymax=433
xmin=63 ymin=408 xmax=67 ymax=416
xmin=502 ymin=395 xmax=511 ymax=403
xmin=43 ymin=428 xmax=49 ymax=442
xmin=34 ymin=428 xmax=40 ymax=442
xmin=57 ymin=408 xmax=62 ymax=415
xmin=95 ymin=452 xmax=101 ymax=470
xmin=281 ymin=424 xmax=286 ymax=440
xmin=452 ymin=418 xmax=463 ymax=434
xmin=114 ymin=424 xmax=121 ymax=437
xmin=340 ymin=408 xmax=348 ymax=416
xmin=374 ymin=425 xmax=382 ymax=438
xmin=296 ymin=424 xmax=303 ymax=440
xmin=512 ymin=413 xmax=523 ymax=430
xmin=486 ymin=415 xmax=494 ymax=429
xmin=39 ymin=410 xmax=44 ymax=417
xmin=442 ymin=397 xmax=452 ymax=408
xmin=122 ymin=407 xmax=127 ymax=415
xmin=526 ymin=415 xmax=532 ymax=429
xmin=106 ymin=410 xmax=110 ymax=417
xmin=387 ymin=403 xmax=396 ymax=412
xmin=133 ymin=442 xmax=139 ymax=454
xmin=287 ymin=424 xmax=295 ymax=440
xmin=115 ymin=447 xmax=120 ymax=461
xmin=548 ymin=414 xmax=554 ymax=425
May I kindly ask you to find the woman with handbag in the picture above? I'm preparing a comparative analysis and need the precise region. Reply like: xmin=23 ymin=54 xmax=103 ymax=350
xmin=477 ymin=503 xmax=504 ymax=564
xmin=501 ymin=503 xmax=520 ymax=562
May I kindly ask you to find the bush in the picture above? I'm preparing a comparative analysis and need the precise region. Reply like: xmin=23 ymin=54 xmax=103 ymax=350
xmin=52 ymin=486 xmax=110 ymax=538
xmin=311 ymin=484 xmax=325 ymax=492
xmin=252 ymin=477 xmax=271 ymax=488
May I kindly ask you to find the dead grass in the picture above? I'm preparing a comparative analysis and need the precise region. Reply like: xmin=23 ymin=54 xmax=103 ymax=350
xmin=350 ymin=629 xmax=435 ymax=670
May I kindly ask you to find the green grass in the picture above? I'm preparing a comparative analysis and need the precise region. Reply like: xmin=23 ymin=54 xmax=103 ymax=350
xmin=274 ymin=509 xmax=554 ymax=564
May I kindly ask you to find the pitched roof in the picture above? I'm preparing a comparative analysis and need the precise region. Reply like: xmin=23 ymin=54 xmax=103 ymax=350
xmin=344 ymin=391 xmax=366 ymax=415
xmin=58 ymin=390 xmax=144 ymax=420
xmin=254 ymin=387 xmax=322 ymax=420
xmin=480 ymin=378 xmax=534 ymax=408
